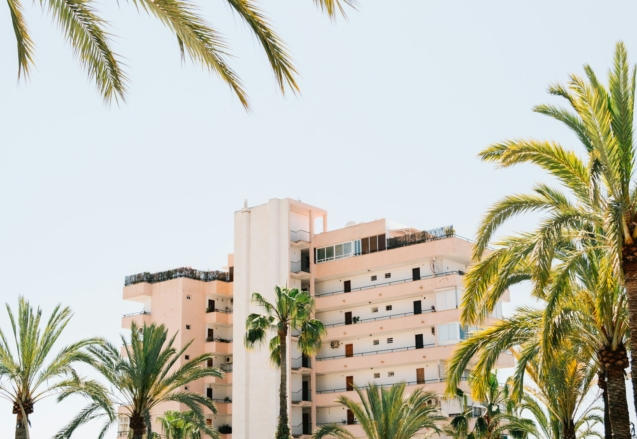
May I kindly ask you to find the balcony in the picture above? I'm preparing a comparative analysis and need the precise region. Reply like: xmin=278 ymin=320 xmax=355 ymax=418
xmin=314 ymin=344 xmax=455 ymax=374
xmin=205 ymin=401 xmax=232 ymax=416
xmin=125 ymin=267 xmax=230 ymax=286
xmin=290 ymin=229 xmax=311 ymax=248
xmin=206 ymin=309 xmax=233 ymax=325
xmin=205 ymin=371 xmax=233 ymax=385
xmin=292 ymin=355 xmax=312 ymax=373
xmin=324 ymin=311 xmax=459 ymax=342
xmin=316 ymin=272 xmax=464 ymax=312
xmin=291 ymin=388 xmax=312 ymax=406
xmin=121 ymin=311 xmax=151 ymax=329
xmin=206 ymin=338 xmax=233 ymax=355
xmin=323 ymin=308 xmax=434 ymax=329
xmin=291 ymin=260 xmax=311 ymax=280
xmin=315 ymin=381 xmax=449 ymax=407
xmin=316 ymin=343 xmax=435 ymax=362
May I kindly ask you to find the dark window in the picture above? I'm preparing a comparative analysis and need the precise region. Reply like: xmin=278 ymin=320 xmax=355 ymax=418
xmin=378 ymin=234 xmax=386 ymax=251
xmin=206 ymin=388 xmax=213 ymax=399
xmin=345 ymin=312 xmax=353 ymax=325
xmin=371 ymin=275 xmax=377 ymax=281
xmin=228 ymin=266 xmax=234 ymax=282
xmin=186 ymin=295 xmax=191 ymax=300
xmin=344 ymin=280 xmax=351 ymax=293
xmin=412 ymin=267 xmax=421 ymax=281
xmin=370 ymin=236 xmax=378 ymax=253
xmin=186 ymin=325 xmax=191 ymax=330
xmin=386 ymin=305 xmax=392 ymax=311
xmin=413 ymin=301 xmax=422 ymax=315
xmin=385 ymin=273 xmax=391 ymax=279
xmin=361 ymin=237 xmax=369 ymax=255
xmin=185 ymin=355 xmax=190 ymax=360
xmin=415 ymin=334 xmax=424 ymax=349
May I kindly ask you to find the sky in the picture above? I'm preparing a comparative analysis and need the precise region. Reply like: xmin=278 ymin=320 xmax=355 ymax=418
xmin=1 ymin=0 xmax=637 ymax=436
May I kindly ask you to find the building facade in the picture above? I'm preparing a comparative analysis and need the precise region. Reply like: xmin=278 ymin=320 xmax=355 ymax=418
xmin=119 ymin=198 xmax=513 ymax=439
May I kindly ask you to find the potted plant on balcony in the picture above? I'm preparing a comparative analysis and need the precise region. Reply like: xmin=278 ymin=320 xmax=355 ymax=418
xmin=352 ymin=316 xmax=361 ymax=324
xmin=206 ymin=306 xmax=214 ymax=313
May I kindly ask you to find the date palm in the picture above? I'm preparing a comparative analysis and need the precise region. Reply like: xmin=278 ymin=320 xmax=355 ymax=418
xmin=157 ymin=410 xmax=201 ymax=439
xmin=55 ymin=322 xmax=223 ymax=439
xmin=466 ymin=41 xmax=637 ymax=415
xmin=312 ymin=382 xmax=444 ymax=439
xmin=0 ymin=297 xmax=103 ymax=439
xmin=6 ymin=0 xmax=357 ymax=106
xmin=244 ymin=286 xmax=326 ymax=439
xmin=446 ymin=375 xmax=535 ymax=439
xmin=456 ymin=238 xmax=630 ymax=438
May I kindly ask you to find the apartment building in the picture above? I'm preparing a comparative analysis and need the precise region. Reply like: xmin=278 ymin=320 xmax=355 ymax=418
xmin=119 ymin=198 xmax=513 ymax=439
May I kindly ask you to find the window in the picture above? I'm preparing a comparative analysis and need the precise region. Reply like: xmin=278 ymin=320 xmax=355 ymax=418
xmin=317 ymin=248 xmax=326 ymax=261
xmin=373 ymin=340 xmax=379 ymax=345
xmin=388 ymin=371 xmax=394 ymax=377
xmin=372 ymin=307 xmax=378 ymax=313
xmin=186 ymin=325 xmax=191 ymax=330
xmin=185 ymin=386 xmax=189 ymax=390
xmin=186 ymin=295 xmax=191 ymax=300
xmin=385 ymin=273 xmax=391 ymax=279
xmin=437 ymin=323 xmax=461 ymax=345
xmin=387 ymin=338 xmax=394 ymax=344
xmin=335 ymin=243 xmax=343 ymax=258
xmin=386 ymin=305 xmax=393 ymax=311
xmin=185 ymin=355 xmax=190 ymax=360
xmin=206 ymin=419 xmax=212 ymax=427
xmin=371 ymin=275 xmax=377 ymax=281
xmin=316 ymin=241 xmax=356 ymax=263
xmin=326 ymin=246 xmax=334 ymax=260
xmin=373 ymin=373 xmax=380 ymax=379
xmin=435 ymin=288 xmax=458 ymax=311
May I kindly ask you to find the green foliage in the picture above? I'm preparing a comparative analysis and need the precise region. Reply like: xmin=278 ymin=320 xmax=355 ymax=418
xmin=0 ymin=297 xmax=104 ymax=439
xmin=55 ymin=322 xmax=223 ymax=439
xmin=313 ymin=382 xmax=444 ymax=439
xmin=5 ymin=0 xmax=356 ymax=105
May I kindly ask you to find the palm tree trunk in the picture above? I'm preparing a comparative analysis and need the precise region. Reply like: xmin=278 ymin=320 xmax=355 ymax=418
xmin=15 ymin=413 xmax=28 ymax=439
xmin=276 ymin=329 xmax=291 ymax=439
xmin=129 ymin=414 xmax=146 ymax=439
xmin=622 ymin=254 xmax=637 ymax=415
xmin=563 ymin=421 xmax=576 ymax=439
xmin=599 ymin=370 xmax=612 ymax=439
xmin=605 ymin=361 xmax=631 ymax=439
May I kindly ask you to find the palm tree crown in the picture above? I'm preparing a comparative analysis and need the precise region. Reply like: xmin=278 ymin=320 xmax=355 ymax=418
xmin=244 ymin=286 xmax=326 ymax=439
xmin=0 ymin=297 xmax=102 ymax=439
xmin=312 ymin=382 xmax=444 ymax=439
xmin=55 ymin=322 xmax=223 ymax=439
xmin=6 ymin=0 xmax=357 ymax=105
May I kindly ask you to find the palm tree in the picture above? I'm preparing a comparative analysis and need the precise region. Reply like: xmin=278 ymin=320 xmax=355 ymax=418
xmin=55 ymin=322 xmax=223 ymax=439
xmin=244 ymin=286 xmax=326 ymax=439
xmin=456 ymin=238 xmax=630 ymax=438
xmin=157 ymin=410 xmax=202 ymax=439
xmin=312 ymin=382 xmax=444 ymax=439
xmin=518 ymin=350 xmax=603 ymax=439
xmin=6 ymin=0 xmax=356 ymax=105
xmin=0 ymin=297 xmax=103 ymax=439
xmin=446 ymin=374 xmax=536 ymax=439
xmin=464 ymin=41 xmax=637 ymax=415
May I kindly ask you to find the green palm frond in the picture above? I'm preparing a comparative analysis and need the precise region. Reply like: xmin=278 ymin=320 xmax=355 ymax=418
xmin=7 ymin=0 xmax=35 ymax=78
xmin=45 ymin=0 xmax=127 ymax=103
xmin=312 ymin=0 xmax=358 ymax=19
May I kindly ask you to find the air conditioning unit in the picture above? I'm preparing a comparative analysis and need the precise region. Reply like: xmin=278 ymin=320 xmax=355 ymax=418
xmin=330 ymin=341 xmax=340 ymax=349
xmin=226 ymin=357 xmax=232 ymax=363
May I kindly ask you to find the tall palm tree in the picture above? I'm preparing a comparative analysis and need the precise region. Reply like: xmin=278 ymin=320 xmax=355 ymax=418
xmin=464 ymin=41 xmax=637 ymax=414
xmin=312 ymin=382 xmax=444 ymax=439
xmin=244 ymin=286 xmax=326 ymax=439
xmin=456 ymin=238 xmax=630 ymax=438
xmin=446 ymin=374 xmax=536 ymax=439
xmin=0 ymin=297 xmax=103 ymax=439
xmin=6 ymin=0 xmax=356 ymax=105
xmin=55 ymin=322 xmax=223 ymax=439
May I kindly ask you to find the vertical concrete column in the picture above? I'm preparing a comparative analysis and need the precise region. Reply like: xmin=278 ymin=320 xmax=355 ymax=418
xmin=233 ymin=204 xmax=251 ymax=438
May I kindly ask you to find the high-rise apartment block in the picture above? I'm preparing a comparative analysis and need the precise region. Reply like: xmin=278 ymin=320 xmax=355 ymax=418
xmin=119 ymin=198 xmax=513 ymax=438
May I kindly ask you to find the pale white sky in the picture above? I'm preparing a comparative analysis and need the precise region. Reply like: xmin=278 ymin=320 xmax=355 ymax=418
xmin=1 ymin=0 xmax=636 ymax=436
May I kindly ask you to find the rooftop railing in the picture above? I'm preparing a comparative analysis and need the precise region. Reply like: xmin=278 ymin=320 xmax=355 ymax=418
xmin=122 ymin=311 xmax=151 ymax=318
xmin=315 ymin=270 xmax=465 ymax=298
xmin=125 ymin=267 xmax=229 ymax=286
xmin=316 ymin=343 xmax=435 ymax=361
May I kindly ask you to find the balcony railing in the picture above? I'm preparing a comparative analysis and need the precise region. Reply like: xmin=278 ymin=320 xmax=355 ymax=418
xmin=316 ymin=377 xmax=458 ymax=394
xmin=315 ymin=270 xmax=465 ymax=298
xmin=386 ymin=226 xmax=456 ymax=250
xmin=323 ymin=309 xmax=434 ymax=328
xmin=125 ymin=267 xmax=230 ymax=286
xmin=290 ymin=229 xmax=310 ymax=243
xmin=291 ymin=388 xmax=312 ymax=402
xmin=316 ymin=343 xmax=435 ymax=361
xmin=206 ymin=337 xmax=232 ymax=343
xmin=206 ymin=307 xmax=233 ymax=314
xmin=220 ymin=363 xmax=233 ymax=372
xmin=292 ymin=355 xmax=311 ymax=369
xmin=122 ymin=311 xmax=151 ymax=318
xmin=291 ymin=260 xmax=310 ymax=274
